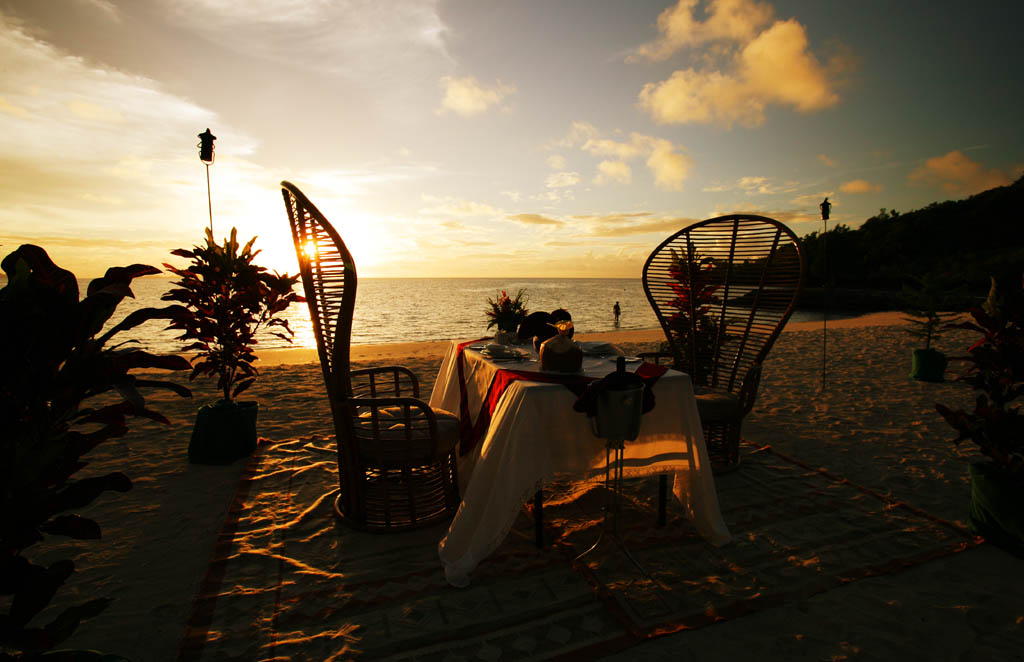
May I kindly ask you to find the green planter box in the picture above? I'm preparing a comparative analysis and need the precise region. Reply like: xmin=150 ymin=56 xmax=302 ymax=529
xmin=188 ymin=400 xmax=258 ymax=465
xmin=910 ymin=348 xmax=947 ymax=382
xmin=969 ymin=460 xmax=1024 ymax=558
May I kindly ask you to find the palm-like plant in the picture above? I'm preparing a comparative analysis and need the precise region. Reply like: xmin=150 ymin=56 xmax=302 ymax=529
xmin=162 ymin=227 xmax=303 ymax=402
xmin=1 ymin=245 xmax=191 ymax=658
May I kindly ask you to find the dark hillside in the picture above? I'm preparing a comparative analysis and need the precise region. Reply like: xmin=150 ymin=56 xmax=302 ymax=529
xmin=799 ymin=175 xmax=1024 ymax=309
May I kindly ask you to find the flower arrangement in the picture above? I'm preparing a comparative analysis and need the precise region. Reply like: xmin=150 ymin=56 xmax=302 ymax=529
xmin=485 ymin=288 xmax=529 ymax=333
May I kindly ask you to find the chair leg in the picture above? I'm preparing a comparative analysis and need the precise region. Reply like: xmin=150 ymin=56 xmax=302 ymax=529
xmin=534 ymin=489 xmax=543 ymax=548
xmin=658 ymin=474 xmax=668 ymax=526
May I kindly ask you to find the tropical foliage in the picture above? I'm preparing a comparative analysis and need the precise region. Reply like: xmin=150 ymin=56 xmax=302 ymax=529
xmin=936 ymin=275 xmax=1024 ymax=475
xmin=162 ymin=227 xmax=303 ymax=403
xmin=1 ymin=245 xmax=191 ymax=658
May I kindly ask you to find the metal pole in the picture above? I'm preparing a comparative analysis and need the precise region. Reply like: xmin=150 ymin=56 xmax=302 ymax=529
xmin=822 ymin=218 xmax=827 ymax=391
xmin=205 ymin=163 xmax=213 ymax=232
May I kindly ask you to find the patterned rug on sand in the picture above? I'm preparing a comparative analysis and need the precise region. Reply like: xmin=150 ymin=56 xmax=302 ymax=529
xmin=178 ymin=438 xmax=977 ymax=661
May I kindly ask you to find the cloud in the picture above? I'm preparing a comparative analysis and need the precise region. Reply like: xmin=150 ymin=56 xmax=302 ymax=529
xmin=0 ymin=95 xmax=29 ymax=117
xmin=594 ymin=160 xmax=632 ymax=185
xmin=419 ymin=195 xmax=501 ymax=216
xmin=907 ymin=150 xmax=1013 ymax=196
xmin=590 ymin=216 xmax=700 ymax=237
xmin=508 ymin=213 xmax=563 ymax=226
xmin=630 ymin=0 xmax=774 ymax=61
xmin=155 ymin=0 xmax=451 ymax=79
xmin=818 ymin=153 xmax=837 ymax=168
xmin=646 ymin=139 xmax=691 ymax=190
xmin=546 ymin=171 xmax=581 ymax=188
xmin=839 ymin=179 xmax=882 ymax=194
xmin=547 ymin=154 xmax=567 ymax=169
xmin=636 ymin=14 xmax=838 ymax=127
xmin=76 ymin=0 xmax=122 ymax=22
xmin=559 ymin=125 xmax=692 ymax=190
xmin=438 ymin=75 xmax=516 ymax=116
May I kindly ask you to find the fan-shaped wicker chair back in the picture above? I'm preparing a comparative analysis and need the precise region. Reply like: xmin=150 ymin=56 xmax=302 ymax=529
xmin=642 ymin=214 xmax=804 ymax=471
xmin=282 ymin=181 xmax=459 ymax=531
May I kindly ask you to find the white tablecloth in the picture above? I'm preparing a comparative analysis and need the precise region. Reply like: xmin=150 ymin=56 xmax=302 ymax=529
xmin=429 ymin=340 xmax=731 ymax=587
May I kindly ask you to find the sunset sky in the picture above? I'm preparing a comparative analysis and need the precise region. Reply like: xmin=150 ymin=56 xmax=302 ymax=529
xmin=1 ymin=0 xmax=1021 ymax=278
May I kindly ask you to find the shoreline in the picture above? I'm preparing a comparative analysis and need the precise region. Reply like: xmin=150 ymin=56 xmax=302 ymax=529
xmin=256 ymin=310 xmax=910 ymax=366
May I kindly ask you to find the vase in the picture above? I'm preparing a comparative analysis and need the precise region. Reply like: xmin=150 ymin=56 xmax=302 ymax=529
xmin=909 ymin=348 xmax=947 ymax=382
xmin=968 ymin=460 xmax=1024 ymax=557
xmin=493 ymin=329 xmax=518 ymax=345
xmin=188 ymin=400 xmax=259 ymax=465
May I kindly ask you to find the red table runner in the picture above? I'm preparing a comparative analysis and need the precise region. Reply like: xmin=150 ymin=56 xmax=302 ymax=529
xmin=454 ymin=340 xmax=668 ymax=456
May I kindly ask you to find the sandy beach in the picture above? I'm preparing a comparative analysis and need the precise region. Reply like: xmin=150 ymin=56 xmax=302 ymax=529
xmin=37 ymin=312 xmax=1023 ymax=661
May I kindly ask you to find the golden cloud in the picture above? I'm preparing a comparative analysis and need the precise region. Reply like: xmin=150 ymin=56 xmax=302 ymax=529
xmin=545 ymin=171 xmax=581 ymax=188
xmin=547 ymin=154 xmax=567 ymax=169
xmin=438 ymin=75 xmax=516 ymax=117
xmin=507 ymin=213 xmax=563 ymax=226
xmin=646 ymin=139 xmax=691 ymax=190
xmin=636 ymin=14 xmax=838 ymax=127
xmin=839 ymin=179 xmax=881 ymax=194
xmin=594 ymin=160 xmax=632 ymax=185
xmin=630 ymin=0 xmax=774 ymax=61
xmin=907 ymin=150 xmax=1012 ymax=195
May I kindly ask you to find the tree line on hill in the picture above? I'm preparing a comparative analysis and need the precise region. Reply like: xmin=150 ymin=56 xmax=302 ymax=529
xmin=796 ymin=175 xmax=1024 ymax=310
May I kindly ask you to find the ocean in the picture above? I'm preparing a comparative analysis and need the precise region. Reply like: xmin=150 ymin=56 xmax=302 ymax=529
xmin=7 ymin=276 xmax=829 ymax=354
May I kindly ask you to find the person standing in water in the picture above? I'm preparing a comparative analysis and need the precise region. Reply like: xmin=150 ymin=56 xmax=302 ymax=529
xmin=613 ymin=301 xmax=621 ymax=326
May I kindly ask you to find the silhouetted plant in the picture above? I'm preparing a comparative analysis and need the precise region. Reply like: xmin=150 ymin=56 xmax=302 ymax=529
xmin=901 ymin=273 xmax=965 ymax=350
xmin=162 ymin=227 xmax=303 ymax=402
xmin=936 ymin=275 xmax=1024 ymax=474
xmin=0 ymin=245 xmax=192 ymax=658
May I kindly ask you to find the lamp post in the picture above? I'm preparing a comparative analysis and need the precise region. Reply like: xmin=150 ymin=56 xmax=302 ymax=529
xmin=819 ymin=197 xmax=831 ymax=391
xmin=198 ymin=128 xmax=216 ymax=232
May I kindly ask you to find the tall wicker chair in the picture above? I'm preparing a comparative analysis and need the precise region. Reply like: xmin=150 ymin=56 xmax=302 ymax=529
xmin=281 ymin=181 xmax=460 ymax=531
xmin=642 ymin=214 xmax=804 ymax=472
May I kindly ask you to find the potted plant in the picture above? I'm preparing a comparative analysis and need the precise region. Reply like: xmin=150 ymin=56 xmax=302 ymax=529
xmin=162 ymin=227 xmax=303 ymax=464
xmin=935 ymin=274 xmax=1024 ymax=556
xmin=902 ymin=273 xmax=963 ymax=382
xmin=1 ymin=245 xmax=191 ymax=658
xmin=485 ymin=288 xmax=529 ymax=344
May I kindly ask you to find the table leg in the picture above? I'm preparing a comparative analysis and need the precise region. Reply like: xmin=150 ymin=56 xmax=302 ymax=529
xmin=534 ymin=489 xmax=543 ymax=548
xmin=658 ymin=474 xmax=668 ymax=526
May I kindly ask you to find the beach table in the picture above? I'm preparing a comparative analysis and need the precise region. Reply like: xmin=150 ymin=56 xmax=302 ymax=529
xmin=429 ymin=339 xmax=732 ymax=587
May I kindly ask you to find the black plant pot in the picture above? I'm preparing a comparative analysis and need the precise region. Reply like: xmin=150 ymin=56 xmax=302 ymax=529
xmin=188 ymin=400 xmax=259 ymax=465
xmin=969 ymin=460 xmax=1024 ymax=557
xmin=909 ymin=348 xmax=947 ymax=382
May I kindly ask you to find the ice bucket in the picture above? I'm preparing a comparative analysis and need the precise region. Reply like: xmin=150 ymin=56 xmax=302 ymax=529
xmin=592 ymin=384 xmax=644 ymax=442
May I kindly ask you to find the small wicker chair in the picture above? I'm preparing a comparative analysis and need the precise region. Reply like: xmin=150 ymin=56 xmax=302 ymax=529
xmin=282 ymin=181 xmax=460 ymax=531
xmin=641 ymin=214 xmax=804 ymax=473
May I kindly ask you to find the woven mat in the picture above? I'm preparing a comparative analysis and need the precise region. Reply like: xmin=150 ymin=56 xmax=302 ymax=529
xmin=178 ymin=439 xmax=977 ymax=661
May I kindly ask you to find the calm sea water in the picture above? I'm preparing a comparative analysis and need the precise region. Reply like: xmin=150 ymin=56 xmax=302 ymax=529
xmin=5 ymin=276 xmax=829 ymax=354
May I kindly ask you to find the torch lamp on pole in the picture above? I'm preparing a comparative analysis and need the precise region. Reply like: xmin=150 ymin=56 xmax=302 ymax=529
xmin=198 ymin=129 xmax=216 ymax=232
xmin=819 ymin=196 xmax=832 ymax=392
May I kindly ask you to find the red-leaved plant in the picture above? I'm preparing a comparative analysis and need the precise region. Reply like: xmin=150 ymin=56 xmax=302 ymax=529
xmin=935 ymin=276 xmax=1024 ymax=474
